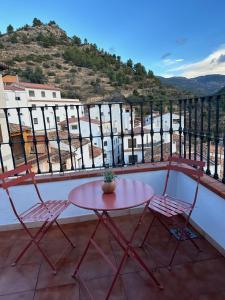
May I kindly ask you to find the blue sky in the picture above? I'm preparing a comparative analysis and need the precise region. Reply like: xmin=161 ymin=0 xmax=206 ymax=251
xmin=1 ymin=0 xmax=225 ymax=78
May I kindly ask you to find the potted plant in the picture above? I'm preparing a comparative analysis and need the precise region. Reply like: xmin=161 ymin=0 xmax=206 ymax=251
xmin=102 ymin=170 xmax=117 ymax=194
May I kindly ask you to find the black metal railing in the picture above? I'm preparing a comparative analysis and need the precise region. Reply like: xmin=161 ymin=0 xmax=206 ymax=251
xmin=0 ymin=95 xmax=225 ymax=182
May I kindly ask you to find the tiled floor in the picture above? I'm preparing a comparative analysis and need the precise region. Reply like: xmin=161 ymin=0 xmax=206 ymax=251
xmin=0 ymin=213 xmax=224 ymax=300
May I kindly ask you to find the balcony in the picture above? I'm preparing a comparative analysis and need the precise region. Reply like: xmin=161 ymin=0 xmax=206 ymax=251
xmin=0 ymin=97 xmax=225 ymax=299
xmin=0 ymin=165 xmax=225 ymax=299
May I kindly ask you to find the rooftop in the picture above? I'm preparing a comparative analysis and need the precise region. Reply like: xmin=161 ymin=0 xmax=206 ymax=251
xmin=12 ymin=82 xmax=60 ymax=91
xmin=0 ymin=212 xmax=224 ymax=299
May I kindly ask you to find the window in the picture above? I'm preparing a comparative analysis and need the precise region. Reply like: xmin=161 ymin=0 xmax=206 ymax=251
xmin=46 ymin=117 xmax=50 ymax=123
xmin=104 ymin=153 xmax=107 ymax=158
xmin=104 ymin=141 xmax=107 ymax=146
xmin=70 ymin=105 xmax=74 ymax=110
xmin=45 ymin=104 xmax=48 ymax=110
xmin=128 ymin=155 xmax=138 ymax=164
xmin=32 ymin=104 xmax=36 ymax=110
xmin=71 ymin=124 xmax=78 ymax=130
xmin=56 ymin=116 xmax=60 ymax=122
xmin=128 ymin=138 xmax=137 ymax=148
xmin=41 ymin=91 xmax=46 ymax=97
xmin=29 ymin=90 xmax=35 ymax=97
xmin=15 ymin=96 xmax=20 ymax=101
xmin=33 ymin=118 xmax=38 ymax=124
xmin=101 ymin=112 xmax=104 ymax=116
xmin=52 ymin=92 xmax=56 ymax=98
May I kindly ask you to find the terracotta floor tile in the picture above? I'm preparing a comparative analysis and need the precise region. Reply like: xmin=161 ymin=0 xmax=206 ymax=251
xmin=36 ymin=260 xmax=77 ymax=290
xmin=79 ymin=275 xmax=126 ymax=300
xmin=34 ymin=283 xmax=79 ymax=300
xmin=0 ymin=290 xmax=34 ymax=300
xmin=0 ymin=263 xmax=40 ymax=295
xmin=78 ymin=247 xmax=117 ymax=281
xmin=0 ymin=215 xmax=224 ymax=299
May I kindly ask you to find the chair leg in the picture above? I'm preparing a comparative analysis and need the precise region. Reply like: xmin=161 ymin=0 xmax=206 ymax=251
xmin=34 ymin=241 xmax=57 ymax=274
xmin=12 ymin=239 xmax=33 ymax=266
xmin=140 ymin=214 xmax=156 ymax=248
xmin=55 ymin=220 xmax=76 ymax=248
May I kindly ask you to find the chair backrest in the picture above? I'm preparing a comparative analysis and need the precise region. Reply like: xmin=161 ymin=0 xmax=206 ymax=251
xmin=163 ymin=156 xmax=205 ymax=213
xmin=0 ymin=164 xmax=44 ymax=220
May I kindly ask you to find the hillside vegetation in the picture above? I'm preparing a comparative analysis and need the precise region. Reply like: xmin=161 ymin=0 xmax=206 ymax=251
xmin=0 ymin=19 xmax=191 ymax=102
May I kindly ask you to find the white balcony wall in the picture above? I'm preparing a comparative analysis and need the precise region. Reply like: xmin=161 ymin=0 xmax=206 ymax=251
xmin=0 ymin=169 xmax=225 ymax=254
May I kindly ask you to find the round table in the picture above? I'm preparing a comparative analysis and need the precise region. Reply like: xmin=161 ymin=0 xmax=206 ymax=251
xmin=68 ymin=178 xmax=154 ymax=211
xmin=69 ymin=178 xmax=163 ymax=298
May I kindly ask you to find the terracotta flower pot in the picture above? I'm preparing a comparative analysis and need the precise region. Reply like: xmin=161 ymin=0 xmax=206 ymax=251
xmin=102 ymin=181 xmax=116 ymax=194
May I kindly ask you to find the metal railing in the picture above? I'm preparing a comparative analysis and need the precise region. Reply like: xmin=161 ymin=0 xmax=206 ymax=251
xmin=0 ymin=95 xmax=224 ymax=182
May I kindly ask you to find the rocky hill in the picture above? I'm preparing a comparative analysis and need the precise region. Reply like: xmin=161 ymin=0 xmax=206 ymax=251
xmin=158 ymin=74 xmax=225 ymax=96
xmin=0 ymin=20 xmax=191 ymax=102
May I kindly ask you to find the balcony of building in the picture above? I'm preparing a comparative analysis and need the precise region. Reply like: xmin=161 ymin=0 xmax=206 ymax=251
xmin=0 ymin=97 xmax=225 ymax=299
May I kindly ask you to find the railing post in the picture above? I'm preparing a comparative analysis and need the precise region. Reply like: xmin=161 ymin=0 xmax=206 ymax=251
xmin=119 ymin=103 xmax=125 ymax=166
xmin=188 ymin=98 xmax=192 ymax=159
xmin=76 ymin=105 xmax=85 ymax=169
xmin=200 ymin=97 xmax=205 ymax=162
xmin=52 ymin=106 xmax=63 ymax=172
xmin=140 ymin=102 xmax=145 ymax=163
xmin=130 ymin=103 xmax=135 ymax=164
xmin=17 ymin=107 xmax=28 ymax=166
xmin=150 ymin=101 xmax=154 ymax=162
xmin=169 ymin=100 xmax=173 ymax=157
xmin=183 ymin=99 xmax=187 ymax=159
xmin=194 ymin=97 xmax=198 ymax=161
xmin=3 ymin=108 xmax=16 ymax=169
xmin=214 ymin=95 xmax=220 ymax=179
xmin=159 ymin=100 xmax=163 ymax=161
xmin=98 ymin=104 xmax=105 ymax=167
xmin=206 ymin=96 xmax=212 ymax=175
xmin=109 ymin=103 xmax=115 ymax=167
xmin=178 ymin=99 xmax=182 ymax=157
xmin=64 ymin=105 xmax=74 ymax=171
xmin=41 ymin=106 xmax=52 ymax=173
xmin=87 ymin=104 xmax=95 ymax=168
xmin=29 ymin=107 xmax=40 ymax=173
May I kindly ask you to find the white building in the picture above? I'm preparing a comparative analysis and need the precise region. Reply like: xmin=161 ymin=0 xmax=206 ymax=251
xmin=2 ymin=79 xmax=84 ymax=131
xmin=123 ymin=113 xmax=183 ymax=164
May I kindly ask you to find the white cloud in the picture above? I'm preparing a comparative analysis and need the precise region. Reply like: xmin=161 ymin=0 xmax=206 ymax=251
xmin=162 ymin=58 xmax=184 ymax=66
xmin=169 ymin=45 xmax=225 ymax=78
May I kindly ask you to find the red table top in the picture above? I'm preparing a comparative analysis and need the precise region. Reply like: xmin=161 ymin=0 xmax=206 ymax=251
xmin=68 ymin=179 xmax=154 ymax=211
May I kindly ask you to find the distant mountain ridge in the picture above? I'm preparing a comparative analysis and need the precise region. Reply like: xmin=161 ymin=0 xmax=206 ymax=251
xmin=158 ymin=74 xmax=225 ymax=96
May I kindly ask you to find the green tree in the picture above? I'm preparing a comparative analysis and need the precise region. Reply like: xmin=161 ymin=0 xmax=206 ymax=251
xmin=127 ymin=59 xmax=133 ymax=68
xmin=72 ymin=35 xmax=81 ymax=46
xmin=22 ymin=66 xmax=46 ymax=83
xmin=48 ymin=20 xmax=56 ymax=26
xmin=7 ymin=24 xmax=14 ymax=34
xmin=32 ymin=18 xmax=43 ymax=27
xmin=83 ymin=38 xmax=88 ymax=44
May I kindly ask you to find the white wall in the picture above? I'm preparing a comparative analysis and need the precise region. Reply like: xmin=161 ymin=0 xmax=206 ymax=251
xmin=0 ymin=161 xmax=225 ymax=254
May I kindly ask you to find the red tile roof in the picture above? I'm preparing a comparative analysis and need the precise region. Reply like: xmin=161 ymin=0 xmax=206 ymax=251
xmin=9 ymin=123 xmax=31 ymax=134
xmin=12 ymin=82 xmax=60 ymax=91
xmin=4 ymin=85 xmax=25 ymax=91
xmin=89 ymin=145 xmax=102 ymax=158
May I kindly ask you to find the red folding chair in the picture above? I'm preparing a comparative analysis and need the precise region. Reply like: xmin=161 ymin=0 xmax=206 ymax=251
xmin=0 ymin=164 xmax=75 ymax=273
xmin=140 ymin=156 xmax=205 ymax=268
